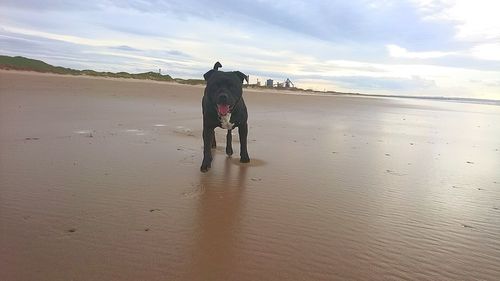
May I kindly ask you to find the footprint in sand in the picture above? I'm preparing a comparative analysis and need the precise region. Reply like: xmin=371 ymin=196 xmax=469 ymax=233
xmin=180 ymin=155 xmax=196 ymax=166
xmin=386 ymin=169 xmax=406 ymax=176
xmin=74 ymin=130 xmax=94 ymax=137
xmin=182 ymin=184 xmax=205 ymax=198
xmin=124 ymin=129 xmax=141 ymax=133
xmin=174 ymin=126 xmax=194 ymax=137
xmin=176 ymin=147 xmax=197 ymax=166
xmin=122 ymin=129 xmax=148 ymax=136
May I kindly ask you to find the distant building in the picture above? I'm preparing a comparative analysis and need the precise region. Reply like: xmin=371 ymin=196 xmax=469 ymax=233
xmin=266 ymin=79 xmax=273 ymax=87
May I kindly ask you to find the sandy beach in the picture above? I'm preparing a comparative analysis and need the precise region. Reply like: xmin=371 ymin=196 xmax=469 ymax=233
xmin=1 ymin=70 xmax=500 ymax=280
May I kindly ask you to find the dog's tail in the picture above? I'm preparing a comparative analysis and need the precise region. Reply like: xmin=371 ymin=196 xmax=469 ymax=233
xmin=213 ymin=61 xmax=222 ymax=71
xmin=204 ymin=62 xmax=223 ymax=81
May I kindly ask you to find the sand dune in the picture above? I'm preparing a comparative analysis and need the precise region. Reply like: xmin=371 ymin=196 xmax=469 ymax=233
xmin=1 ymin=70 xmax=500 ymax=280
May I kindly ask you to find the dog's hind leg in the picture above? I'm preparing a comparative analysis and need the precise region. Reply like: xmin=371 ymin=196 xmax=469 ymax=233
xmin=211 ymin=131 xmax=217 ymax=149
xmin=238 ymin=123 xmax=250 ymax=163
xmin=226 ymin=129 xmax=233 ymax=156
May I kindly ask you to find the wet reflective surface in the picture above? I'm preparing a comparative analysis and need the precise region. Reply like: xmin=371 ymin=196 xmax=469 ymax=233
xmin=1 ymin=71 xmax=500 ymax=280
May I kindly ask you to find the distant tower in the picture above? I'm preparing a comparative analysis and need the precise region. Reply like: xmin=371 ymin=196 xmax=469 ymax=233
xmin=159 ymin=68 xmax=161 ymax=75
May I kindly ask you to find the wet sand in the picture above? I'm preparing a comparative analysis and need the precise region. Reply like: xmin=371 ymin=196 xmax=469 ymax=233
xmin=1 ymin=70 xmax=500 ymax=281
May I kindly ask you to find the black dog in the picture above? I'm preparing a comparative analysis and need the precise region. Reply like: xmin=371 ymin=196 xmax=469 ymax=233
xmin=200 ymin=62 xmax=250 ymax=172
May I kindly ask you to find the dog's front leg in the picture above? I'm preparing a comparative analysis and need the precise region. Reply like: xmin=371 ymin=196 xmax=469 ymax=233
xmin=238 ymin=123 xmax=250 ymax=163
xmin=201 ymin=126 xmax=215 ymax=172
xmin=226 ymin=129 xmax=233 ymax=156
xmin=211 ymin=132 xmax=217 ymax=149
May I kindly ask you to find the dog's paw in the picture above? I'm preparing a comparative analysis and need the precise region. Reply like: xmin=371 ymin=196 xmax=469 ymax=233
xmin=226 ymin=147 xmax=233 ymax=156
xmin=240 ymin=155 xmax=250 ymax=163
xmin=200 ymin=160 xmax=211 ymax=172
xmin=200 ymin=164 xmax=210 ymax=172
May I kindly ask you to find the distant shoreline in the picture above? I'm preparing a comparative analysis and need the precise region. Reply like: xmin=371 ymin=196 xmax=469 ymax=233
xmin=0 ymin=68 xmax=192 ymax=86
xmin=1 ymin=55 xmax=499 ymax=106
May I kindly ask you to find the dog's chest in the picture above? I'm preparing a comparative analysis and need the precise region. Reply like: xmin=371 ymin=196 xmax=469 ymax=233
xmin=220 ymin=113 xmax=234 ymax=129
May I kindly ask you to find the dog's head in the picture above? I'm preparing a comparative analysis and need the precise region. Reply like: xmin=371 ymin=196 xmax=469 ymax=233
xmin=204 ymin=62 xmax=248 ymax=117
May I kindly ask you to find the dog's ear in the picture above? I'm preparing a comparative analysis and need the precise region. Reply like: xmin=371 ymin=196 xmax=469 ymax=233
xmin=234 ymin=71 xmax=248 ymax=83
xmin=204 ymin=69 xmax=215 ymax=81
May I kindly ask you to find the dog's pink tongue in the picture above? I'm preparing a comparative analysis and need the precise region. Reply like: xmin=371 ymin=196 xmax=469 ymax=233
xmin=217 ymin=104 xmax=230 ymax=116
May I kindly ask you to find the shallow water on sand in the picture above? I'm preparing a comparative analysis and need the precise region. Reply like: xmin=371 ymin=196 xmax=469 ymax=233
xmin=1 ymin=71 xmax=500 ymax=280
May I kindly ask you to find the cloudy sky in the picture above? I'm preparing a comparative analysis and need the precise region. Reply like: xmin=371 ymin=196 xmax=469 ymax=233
xmin=1 ymin=0 xmax=500 ymax=99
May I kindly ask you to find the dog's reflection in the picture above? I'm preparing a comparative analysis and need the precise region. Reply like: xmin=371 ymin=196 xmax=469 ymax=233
xmin=188 ymin=157 xmax=248 ymax=280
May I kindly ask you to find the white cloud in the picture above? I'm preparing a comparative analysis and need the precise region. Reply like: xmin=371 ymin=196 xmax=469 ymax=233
xmin=447 ymin=0 xmax=500 ymax=41
xmin=2 ymin=25 xmax=130 ymax=47
xmin=470 ymin=43 xmax=500 ymax=61
xmin=386 ymin=44 xmax=455 ymax=59
xmin=415 ymin=0 xmax=500 ymax=42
